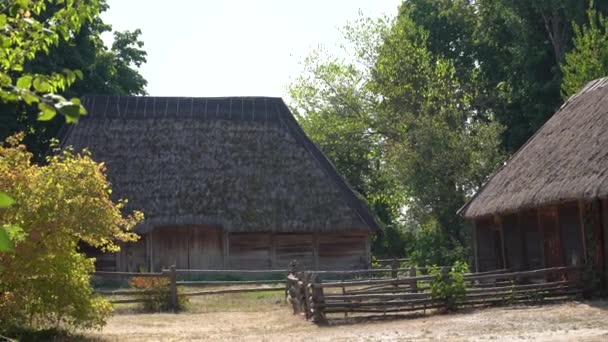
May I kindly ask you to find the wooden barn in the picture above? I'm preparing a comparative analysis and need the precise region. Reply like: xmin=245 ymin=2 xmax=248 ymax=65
xmin=459 ymin=78 xmax=608 ymax=278
xmin=62 ymin=96 xmax=380 ymax=271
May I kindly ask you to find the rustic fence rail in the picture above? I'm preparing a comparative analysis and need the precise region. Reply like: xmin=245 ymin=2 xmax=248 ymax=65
xmin=92 ymin=266 xmax=287 ymax=311
xmin=286 ymin=266 xmax=584 ymax=324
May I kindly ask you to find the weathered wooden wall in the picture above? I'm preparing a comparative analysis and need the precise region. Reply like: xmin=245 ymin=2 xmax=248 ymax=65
xmin=502 ymin=214 xmax=525 ymax=271
xmin=474 ymin=202 xmax=588 ymax=273
xmin=109 ymin=229 xmax=370 ymax=271
xmin=520 ymin=209 xmax=543 ymax=270
xmin=317 ymin=233 xmax=368 ymax=270
xmin=559 ymin=202 xmax=584 ymax=266
xmin=475 ymin=218 xmax=502 ymax=272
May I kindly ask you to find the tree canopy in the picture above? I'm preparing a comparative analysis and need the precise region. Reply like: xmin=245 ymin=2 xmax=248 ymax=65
xmin=290 ymin=0 xmax=608 ymax=264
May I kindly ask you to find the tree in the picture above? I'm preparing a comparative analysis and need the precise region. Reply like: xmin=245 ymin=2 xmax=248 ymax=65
xmin=290 ymin=13 xmax=505 ymax=263
xmin=561 ymin=5 xmax=608 ymax=98
xmin=0 ymin=133 xmax=142 ymax=333
xmin=371 ymin=13 xmax=505 ymax=264
xmin=0 ymin=0 xmax=98 ymax=122
xmin=0 ymin=0 xmax=148 ymax=160
xmin=289 ymin=18 xmax=410 ymax=257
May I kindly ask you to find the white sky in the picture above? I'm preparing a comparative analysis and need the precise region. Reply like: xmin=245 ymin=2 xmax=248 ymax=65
xmin=101 ymin=0 xmax=401 ymax=98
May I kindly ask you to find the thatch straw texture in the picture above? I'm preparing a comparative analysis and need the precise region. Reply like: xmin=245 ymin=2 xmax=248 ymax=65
xmin=61 ymin=96 xmax=380 ymax=234
xmin=460 ymin=78 xmax=608 ymax=219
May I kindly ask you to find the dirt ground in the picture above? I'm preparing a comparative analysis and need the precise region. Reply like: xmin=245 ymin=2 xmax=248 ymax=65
xmin=84 ymin=295 xmax=608 ymax=341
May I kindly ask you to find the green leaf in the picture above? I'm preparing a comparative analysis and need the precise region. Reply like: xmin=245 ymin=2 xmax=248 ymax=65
xmin=0 ymin=192 xmax=15 ymax=208
xmin=22 ymin=91 xmax=40 ymax=105
xmin=57 ymin=103 xmax=81 ymax=119
xmin=16 ymin=75 xmax=33 ymax=89
xmin=0 ymin=14 xmax=7 ymax=27
xmin=0 ymin=72 xmax=11 ymax=87
xmin=0 ymin=227 xmax=13 ymax=252
xmin=38 ymin=102 xmax=57 ymax=121
xmin=33 ymin=77 xmax=52 ymax=93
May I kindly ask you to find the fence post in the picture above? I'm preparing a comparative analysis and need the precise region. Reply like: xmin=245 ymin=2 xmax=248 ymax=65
xmin=169 ymin=265 xmax=177 ymax=313
xmin=410 ymin=265 xmax=418 ymax=293
xmin=311 ymin=274 xmax=327 ymax=325
xmin=391 ymin=258 xmax=398 ymax=278
xmin=286 ymin=260 xmax=297 ymax=303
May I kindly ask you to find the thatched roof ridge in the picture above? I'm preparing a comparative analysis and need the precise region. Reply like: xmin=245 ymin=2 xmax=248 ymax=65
xmin=460 ymin=77 xmax=608 ymax=219
xmin=61 ymin=96 xmax=380 ymax=234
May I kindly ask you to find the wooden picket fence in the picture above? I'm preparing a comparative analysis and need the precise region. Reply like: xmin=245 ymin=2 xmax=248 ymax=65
xmin=286 ymin=266 xmax=583 ymax=324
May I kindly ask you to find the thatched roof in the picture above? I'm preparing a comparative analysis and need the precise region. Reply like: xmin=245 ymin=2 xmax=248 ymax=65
xmin=460 ymin=77 xmax=608 ymax=219
xmin=61 ymin=96 xmax=380 ymax=234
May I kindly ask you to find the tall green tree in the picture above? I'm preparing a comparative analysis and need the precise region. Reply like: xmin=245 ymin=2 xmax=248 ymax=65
xmin=289 ymin=18 xmax=410 ymax=258
xmin=561 ymin=5 xmax=608 ymax=98
xmin=290 ymin=13 xmax=505 ymax=263
xmin=371 ymin=13 xmax=505 ymax=265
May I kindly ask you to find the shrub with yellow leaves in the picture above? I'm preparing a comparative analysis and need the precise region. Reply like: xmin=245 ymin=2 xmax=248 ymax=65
xmin=0 ymin=133 xmax=142 ymax=332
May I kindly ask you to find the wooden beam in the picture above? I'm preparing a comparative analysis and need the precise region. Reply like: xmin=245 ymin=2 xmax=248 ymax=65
xmin=270 ymin=233 xmax=276 ymax=269
xmin=223 ymin=231 xmax=230 ymax=269
xmin=313 ymin=232 xmax=319 ymax=270
xmin=517 ymin=212 xmax=529 ymax=270
xmin=472 ymin=220 xmax=479 ymax=273
xmin=147 ymin=231 xmax=154 ymax=272
xmin=495 ymin=215 xmax=507 ymax=270
xmin=364 ymin=233 xmax=371 ymax=268
xmin=537 ymin=208 xmax=546 ymax=268
xmin=601 ymin=199 xmax=608 ymax=280
xmin=555 ymin=205 xmax=567 ymax=266
xmin=578 ymin=200 xmax=588 ymax=264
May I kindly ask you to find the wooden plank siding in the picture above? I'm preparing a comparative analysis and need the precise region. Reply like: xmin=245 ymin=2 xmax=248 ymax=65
xmin=538 ymin=207 xmax=563 ymax=268
xmin=502 ymin=214 xmax=525 ymax=271
xmin=317 ymin=234 xmax=369 ymax=270
xmin=95 ymin=228 xmax=371 ymax=272
xmin=558 ymin=202 xmax=584 ymax=266
xmin=474 ymin=202 xmax=589 ymax=273
xmin=475 ymin=218 xmax=503 ymax=272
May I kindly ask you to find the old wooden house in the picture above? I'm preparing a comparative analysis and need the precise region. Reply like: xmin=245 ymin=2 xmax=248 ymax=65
xmin=459 ymin=78 xmax=608 ymax=277
xmin=62 ymin=96 xmax=380 ymax=271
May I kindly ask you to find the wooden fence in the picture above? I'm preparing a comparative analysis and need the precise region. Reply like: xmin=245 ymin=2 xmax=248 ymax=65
xmin=93 ymin=266 xmax=287 ymax=311
xmin=286 ymin=266 xmax=583 ymax=323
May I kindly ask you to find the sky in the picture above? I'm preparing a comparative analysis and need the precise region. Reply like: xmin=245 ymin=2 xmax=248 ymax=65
xmin=101 ymin=0 xmax=401 ymax=98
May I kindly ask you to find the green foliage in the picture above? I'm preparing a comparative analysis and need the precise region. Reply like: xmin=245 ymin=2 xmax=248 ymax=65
xmin=429 ymin=261 xmax=469 ymax=311
xmin=373 ymin=12 xmax=505 ymax=260
xmin=290 ymin=10 xmax=505 ymax=262
xmin=409 ymin=218 xmax=468 ymax=266
xmin=0 ymin=0 xmax=99 ymax=122
xmin=0 ymin=0 xmax=148 ymax=161
xmin=561 ymin=3 xmax=608 ymax=98
xmin=0 ymin=133 xmax=142 ymax=333
xmin=128 ymin=276 xmax=188 ymax=312
xmin=289 ymin=18 xmax=410 ymax=258
xmin=0 ymin=192 xmax=15 ymax=251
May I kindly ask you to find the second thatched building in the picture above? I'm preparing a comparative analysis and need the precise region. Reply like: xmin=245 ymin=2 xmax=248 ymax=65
xmin=459 ymin=78 xmax=608 ymax=278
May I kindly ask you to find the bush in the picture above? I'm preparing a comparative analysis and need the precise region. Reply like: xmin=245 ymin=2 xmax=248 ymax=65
xmin=429 ymin=261 xmax=469 ymax=312
xmin=129 ymin=276 xmax=188 ymax=312
xmin=0 ymin=134 xmax=142 ymax=333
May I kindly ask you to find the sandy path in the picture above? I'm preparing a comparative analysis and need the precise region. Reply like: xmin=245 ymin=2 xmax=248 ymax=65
xmin=86 ymin=301 xmax=608 ymax=341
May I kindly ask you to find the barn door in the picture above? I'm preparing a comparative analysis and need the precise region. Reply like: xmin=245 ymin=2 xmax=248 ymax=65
xmin=539 ymin=207 xmax=563 ymax=268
